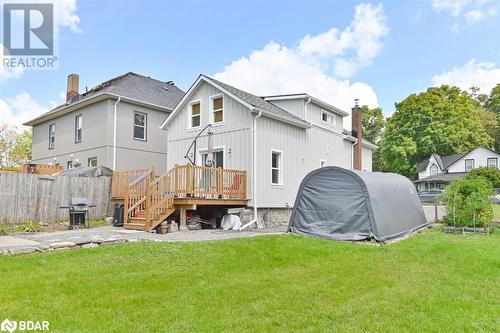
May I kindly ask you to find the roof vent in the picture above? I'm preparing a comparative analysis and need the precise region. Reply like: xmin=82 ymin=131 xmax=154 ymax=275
xmin=163 ymin=86 xmax=169 ymax=91
xmin=166 ymin=81 xmax=174 ymax=86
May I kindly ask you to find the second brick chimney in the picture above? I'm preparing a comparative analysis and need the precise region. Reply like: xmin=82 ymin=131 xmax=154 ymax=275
xmin=352 ymin=99 xmax=363 ymax=171
xmin=66 ymin=74 xmax=79 ymax=103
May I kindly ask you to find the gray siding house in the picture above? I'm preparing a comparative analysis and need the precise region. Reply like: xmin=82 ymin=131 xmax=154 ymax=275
xmin=160 ymin=75 xmax=376 ymax=225
xmin=25 ymin=73 xmax=184 ymax=173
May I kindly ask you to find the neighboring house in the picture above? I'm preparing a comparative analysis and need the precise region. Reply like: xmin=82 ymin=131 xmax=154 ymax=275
xmin=160 ymin=75 xmax=376 ymax=223
xmin=415 ymin=146 xmax=500 ymax=191
xmin=25 ymin=72 xmax=185 ymax=173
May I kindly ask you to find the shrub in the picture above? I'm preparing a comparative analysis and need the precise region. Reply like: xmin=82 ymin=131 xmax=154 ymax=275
xmin=442 ymin=177 xmax=493 ymax=228
xmin=467 ymin=167 xmax=500 ymax=188
xmin=16 ymin=220 xmax=40 ymax=233
xmin=0 ymin=224 xmax=13 ymax=235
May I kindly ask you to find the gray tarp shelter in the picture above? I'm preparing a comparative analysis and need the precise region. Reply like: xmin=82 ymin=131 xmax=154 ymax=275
xmin=288 ymin=167 xmax=428 ymax=243
xmin=58 ymin=166 xmax=113 ymax=177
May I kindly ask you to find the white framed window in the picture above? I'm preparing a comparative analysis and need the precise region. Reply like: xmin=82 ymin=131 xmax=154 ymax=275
xmin=320 ymin=160 xmax=326 ymax=168
xmin=271 ymin=149 xmax=283 ymax=185
xmin=48 ymin=123 xmax=55 ymax=149
xmin=88 ymin=157 xmax=97 ymax=167
xmin=430 ymin=164 xmax=438 ymax=176
xmin=67 ymin=160 xmax=73 ymax=169
xmin=465 ymin=159 xmax=474 ymax=172
xmin=189 ymin=100 xmax=201 ymax=129
xmin=321 ymin=110 xmax=336 ymax=127
xmin=487 ymin=157 xmax=498 ymax=168
xmin=75 ymin=115 xmax=82 ymax=143
xmin=210 ymin=94 xmax=224 ymax=124
xmin=200 ymin=147 xmax=224 ymax=168
xmin=133 ymin=111 xmax=147 ymax=141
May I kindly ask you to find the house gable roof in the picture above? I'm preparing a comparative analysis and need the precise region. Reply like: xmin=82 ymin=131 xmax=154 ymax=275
xmin=417 ymin=146 xmax=500 ymax=173
xmin=24 ymin=72 xmax=185 ymax=126
xmin=160 ymin=75 xmax=311 ymax=129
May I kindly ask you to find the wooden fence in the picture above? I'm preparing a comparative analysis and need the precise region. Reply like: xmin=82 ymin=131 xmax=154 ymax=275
xmin=0 ymin=172 xmax=111 ymax=224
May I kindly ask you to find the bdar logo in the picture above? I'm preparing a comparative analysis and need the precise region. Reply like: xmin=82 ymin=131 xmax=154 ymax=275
xmin=0 ymin=319 xmax=17 ymax=333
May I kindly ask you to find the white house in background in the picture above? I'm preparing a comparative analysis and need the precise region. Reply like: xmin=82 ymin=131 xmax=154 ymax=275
xmin=160 ymin=75 xmax=376 ymax=226
xmin=415 ymin=146 xmax=500 ymax=191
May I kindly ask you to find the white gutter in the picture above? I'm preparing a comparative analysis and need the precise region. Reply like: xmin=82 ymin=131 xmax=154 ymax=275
xmin=113 ymin=97 xmax=121 ymax=170
xmin=240 ymin=110 xmax=263 ymax=230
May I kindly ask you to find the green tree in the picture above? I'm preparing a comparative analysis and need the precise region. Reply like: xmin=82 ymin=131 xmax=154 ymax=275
xmin=379 ymin=86 xmax=493 ymax=178
xmin=485 ymin=84 xmax=500 ymax=151
xmin=468 ymin=167 xmax=500 ymax=188
xmin=10 ymin=130 xmax=32 ymax=166
xmin=361 ymin=105 xmax=385 ymax=171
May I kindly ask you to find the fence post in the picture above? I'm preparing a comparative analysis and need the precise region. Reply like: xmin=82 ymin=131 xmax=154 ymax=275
xmin=123 ymin=182 xmax=129 ymax=225
xmin=434 ymin=199 xmax=438 ymax=223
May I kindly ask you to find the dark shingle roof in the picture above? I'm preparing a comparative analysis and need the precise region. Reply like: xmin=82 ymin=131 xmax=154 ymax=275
xmin=417 ymin=152 xmax=468 ymax=173
xmin=414 ymin=172 xmax=468 ymax=183
xmin=82 ymin=72 xmax=185 ymax=109
xmin=207 ymin=76 xmax=310 ymax=126
xmin=25 ymin=72 xmax=185 ymax=126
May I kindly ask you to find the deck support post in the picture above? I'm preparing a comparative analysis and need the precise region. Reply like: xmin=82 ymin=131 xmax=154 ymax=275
xmin=179 ymin=207 xmax=187 ymax=231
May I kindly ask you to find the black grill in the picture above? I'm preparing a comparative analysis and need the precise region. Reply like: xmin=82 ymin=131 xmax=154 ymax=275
xmin=60 ymin=198 xmax=95 ymax=230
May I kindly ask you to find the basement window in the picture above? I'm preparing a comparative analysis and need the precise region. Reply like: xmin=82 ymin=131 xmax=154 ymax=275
xmin=133 ymin=111 xmax=147 ymax=141
xmin=88 ymin=157 xmax=97 ymax=167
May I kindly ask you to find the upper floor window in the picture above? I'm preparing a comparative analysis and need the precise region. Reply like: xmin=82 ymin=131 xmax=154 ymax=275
xmin=75 ymin=115 xmax=82 ymax=143
xmin=271 ymin=150 xmax=283 ymax=185
xmin=48 ymin=124 xmax=55 ymax=149
xmin=133 ymin=111 xmax=147 ymax=141
xmin=190 ymin=101 xmax=201 ymax=128
xmin=430 ymin=164 xmax=438 ymax=176
xmin=487 ymin=157 xmax=498 ymax=168
xmin=321 ymin=110 xmax=336 ymax=127
xmin=465 ymin=159 xmax=474 ymax=172
xmin=211 ymin=95 xmax=224 ymax=124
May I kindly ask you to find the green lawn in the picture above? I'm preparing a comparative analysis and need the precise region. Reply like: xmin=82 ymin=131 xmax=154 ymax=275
xmin=493 ymin=204 xmax=500 ymax=219
xmin=1 ymin=229 xmax=499 ymax=332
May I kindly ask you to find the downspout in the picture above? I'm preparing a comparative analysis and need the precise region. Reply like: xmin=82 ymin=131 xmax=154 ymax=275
xmin=304 ymin=96 xmax=311 ymax=122
xmin=113 ymin=97 xmax=121 ymax=170
xmin=240 ymin=110 xmax=263 ymax=230
xmin=351 ymin=138 xmax=358 ymax=169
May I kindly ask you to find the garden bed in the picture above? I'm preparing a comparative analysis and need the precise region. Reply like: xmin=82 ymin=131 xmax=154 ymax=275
xmin=443 ymin=226 xmax=492 ymax=234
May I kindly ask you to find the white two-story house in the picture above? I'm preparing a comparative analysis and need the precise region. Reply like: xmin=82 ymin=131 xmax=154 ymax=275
xmin=415 ymin=146 xmax=500 ymax=191
xmin=160 ymin=75 xmax=376 ymax=226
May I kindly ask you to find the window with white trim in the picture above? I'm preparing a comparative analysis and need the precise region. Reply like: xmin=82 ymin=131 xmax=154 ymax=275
xmin=487 ymin=158 xmax=498 ymax=168
xmin=271 ymin=150 xmax=282 ymax=185
xmin=75 ymin=115 xmax=82 ymax=143
xmin=430 ymin=164 xmax=438 ymax=176
xmin=201 ymin=149 xmax=224 ymax=168
xmin=321 ymin=110 xmax=336 ymax=127
xmin=211 ymin=95 xmax=223 ymax=124
xmin=48 ymin=123 xmax=55 ymax=149
xmin=320 ymin=160 xmax=326 ymax=168
xmin=67 ymin=160 xmax=73 ymax=169
xmin=133 ymin=111 xmax=147 ymax=140
xmin=88 ymin=157 xmax=97 ymax=167
xmin=465 ymin=159 xmax=474 ymax=172
xmin=190 ymin=101 xmax=201 ymax=128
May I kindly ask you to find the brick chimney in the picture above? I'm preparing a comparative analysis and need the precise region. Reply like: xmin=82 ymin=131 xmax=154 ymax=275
xmin=352 ymin=99 xmax=363 ymax=171
xmin=66 ymin=74 xmax=79 ymax=103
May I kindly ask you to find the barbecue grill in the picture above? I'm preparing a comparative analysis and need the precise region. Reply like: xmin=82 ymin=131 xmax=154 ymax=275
xmin=59 ymin=198 xmax=95 ymax=230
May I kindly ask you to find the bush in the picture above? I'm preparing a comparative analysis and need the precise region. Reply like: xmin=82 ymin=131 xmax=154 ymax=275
xmin=442 ymin=177 xmax=493 ymax=228
xmin=16 ymin=220 xmax=40 ymax=233
xmin=468 ymin=167 xmax=500 ymax=188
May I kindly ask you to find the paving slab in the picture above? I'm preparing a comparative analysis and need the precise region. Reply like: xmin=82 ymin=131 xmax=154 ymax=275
xmin=0 ymin=236 xmax=42 ymax=249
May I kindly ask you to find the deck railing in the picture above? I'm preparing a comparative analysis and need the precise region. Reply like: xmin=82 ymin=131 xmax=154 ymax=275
xmin=123 ymin=169 xmax=154 ymax=225
xmin=173 ymin=164 xmax=247 ymax=199
xmin=111 ymin=168 xmax=151 ymax=199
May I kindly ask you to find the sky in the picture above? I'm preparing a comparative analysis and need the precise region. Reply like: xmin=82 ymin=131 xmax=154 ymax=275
xmin=1 ymin=0 xmax=500 ymax=130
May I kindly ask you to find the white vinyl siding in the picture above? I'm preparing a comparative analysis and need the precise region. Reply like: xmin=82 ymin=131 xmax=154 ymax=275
xmin=133 ymin=111 xmax=147 ymax=141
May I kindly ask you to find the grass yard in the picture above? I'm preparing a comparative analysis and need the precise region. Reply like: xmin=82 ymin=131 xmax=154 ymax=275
xmin=493 ymin=204 xmax=500 ymax=219
xmin=1 ymin=229 xmax=499 ymax=332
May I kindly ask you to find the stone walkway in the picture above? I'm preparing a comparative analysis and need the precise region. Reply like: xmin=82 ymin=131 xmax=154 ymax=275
xmin=0 ymin=225 xmax=287 ymax=255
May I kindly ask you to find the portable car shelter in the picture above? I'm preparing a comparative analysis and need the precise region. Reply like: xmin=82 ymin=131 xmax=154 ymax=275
xmin=288 ymin=167 xmax=428 ymax=243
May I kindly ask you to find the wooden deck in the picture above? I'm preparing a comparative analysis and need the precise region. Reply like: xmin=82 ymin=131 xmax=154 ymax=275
xmin=112 ymin=164 xmax=247 ymax=231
